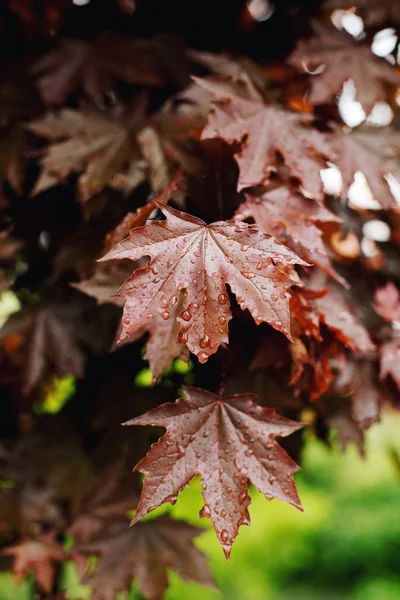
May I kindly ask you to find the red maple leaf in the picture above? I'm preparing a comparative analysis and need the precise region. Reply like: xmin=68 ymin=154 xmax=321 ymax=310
xmin=100 ymin=202 xmax=306 ymax=364
xmin=194 ymin=75 xmax=332 ymax=199
xmin=76 ymin=515 xmax=215 ymax=600
xmin=235 ymin=185 xmax=345 ymax=284
xmin=289 ymin=21 xmax=399 ymax=113
xmin=308 ymin=278 xmax=376 ymax=353
xmin=125 ymin=386 xmax=304 ymax=557
xmin=4 ymin=533 xmax=66 ymax=592
xmin=331 ymin=125 xmax=400 ymax=210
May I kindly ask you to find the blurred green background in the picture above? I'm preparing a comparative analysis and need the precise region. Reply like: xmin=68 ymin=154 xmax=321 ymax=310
xmin=2 ymin=410 xmax=400 ymax=600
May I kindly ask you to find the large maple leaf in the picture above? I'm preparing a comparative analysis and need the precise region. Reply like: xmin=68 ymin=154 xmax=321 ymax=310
xmin=100 ymin=202 xmax=307 ymax=364
xmin=4 ymin=533 xmax=66 ymax=592
xmin=27 ymin=109 xmax=137 ymax=203
xmin=331 ymin=125 xmax=400 ymax=210
xmin=235 ymin=185 xmax=345 ymax=284
xmin=289 ymin=21 xmax=399 ymax=113
xmin=126 ymin=386 xmax=304 ymax=557
xmin=194 ymin=76 xmax=332 ymax=199
xmin=77 ymin=515 xmax=215 ymax=600
xmin=31 ymin=34 xmax=171 ymax=105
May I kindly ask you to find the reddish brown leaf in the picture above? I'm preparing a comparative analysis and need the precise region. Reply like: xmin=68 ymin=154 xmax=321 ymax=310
xmin=126 ymin=386 xmax=304 ymax=557
xmin=31 ymin=35 xmax=168 ymax=105
xmin=0 ymin=303 xmax=85 ymax=393
xmin=194 ymin=75 xmax=332 ymax=199
xmin=289 ymin=21 xmax=399 ymax=113
xmin=235 ymin=186 xmax=345 ymax=284
xmin=289 ymin=337 xmax=334 ymax=401
xmin=100 ymin=202 xmax=307 ymax=363
xmin=4 ymin=533 xmax=66 ymax=592
xmin=289 ymin=288 xmax=324 ymax=341
xmin=309 ymin=278 xmax=375 ymax=353
xmin=331 ymin=125 xmax=400 ymax=210
xmin=69 ymin=465 xmax=136 ymax=545
xmin=374 ymin=282 xmax=400 ymax=323
xmin=77 ymin=515 xmax=214 ymax=600
xmin=27 ymin=109 xmax=135 ymax=203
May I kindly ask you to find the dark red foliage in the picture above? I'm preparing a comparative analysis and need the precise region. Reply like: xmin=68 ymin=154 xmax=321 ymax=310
xmin=1 ymin=0 xmax=400 ymax=597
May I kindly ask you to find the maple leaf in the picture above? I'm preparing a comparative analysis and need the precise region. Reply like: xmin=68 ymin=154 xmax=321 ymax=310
xmin=3 ymin=533 xmax=66 ymax=592
xmin=308 ymin=278 xmax=376 ymax=353
xmin=100 ymin=202 xmax=307 ymax=364
xmin=69 ymin=465 xmax=136 ymax=544
xmin=77 ymin=515 xmax=215 ymax=600
xmin=289 ymin=21 xmax=399 ymax=113
xmin=0 ymin=303 xmax=85 ymax=393
xmin=374 ymin=282 xmax=400 ymax=323
xmin=324 ymin=0 xmax=400 ymax=26
xmin=31 ymin=35 xmax=168 ymax=105
xmin=27 ymin=109 xmax=136 ymax=203
xmin=126 ymin=386 xmax=304 ymax=557
xmin=194 ymin=75 xmax=332 ymax=199
xmin=331 ymin=125 xmax=400 ymax=210
xmin=235 ymin=185 xmax=345 ymax=284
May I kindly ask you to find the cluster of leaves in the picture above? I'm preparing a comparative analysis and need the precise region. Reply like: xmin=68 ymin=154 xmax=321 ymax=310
xmin=1 ymin=0 xmax=400 ymax=597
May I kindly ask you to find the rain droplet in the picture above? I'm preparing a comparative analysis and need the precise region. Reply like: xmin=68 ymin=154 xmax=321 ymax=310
xmin=221 ymin=510 xmax=227 ymax=517
xmin=160 ymin=298 xmax=168 ymax=308
xmin=191 ymin=302 xmax=200 ymax=312
xmin=200 ymin=504 xmax=211 ymax=518
xmin=218 ymin=294 xmax=228 ymax=305
xmin=178 ymin=330 xmax=188 ymax=343
xmin=271 ymin=294 xmax=279 ymax=302
xmin=218 ymin=316 xmax=226 ymax=325
xmin=198 ymin=351 xmax=208 ymax=363
xmin=181 ymin=311 xmax=191 ymax=321
xmin=123 ymin=317 xmax=130 ymax=324
xmin=169 ymin=295 xmax=178 ymax=306
xmin=200 ymin=335 xmax=210 ymax=348
xmin=202 ymin=430 xmax=209 ymax=438
xmin=221 ymin=530 xmax=229 ymax=543
xmin=161 ymin=312 xmax=170 ymax=320
xmin=245 ymin=449 xmax=253 ymax=457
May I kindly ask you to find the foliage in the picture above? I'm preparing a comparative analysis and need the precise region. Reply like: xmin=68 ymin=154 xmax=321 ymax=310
xmin=1 ymin=0 xmax=400 ymax=598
